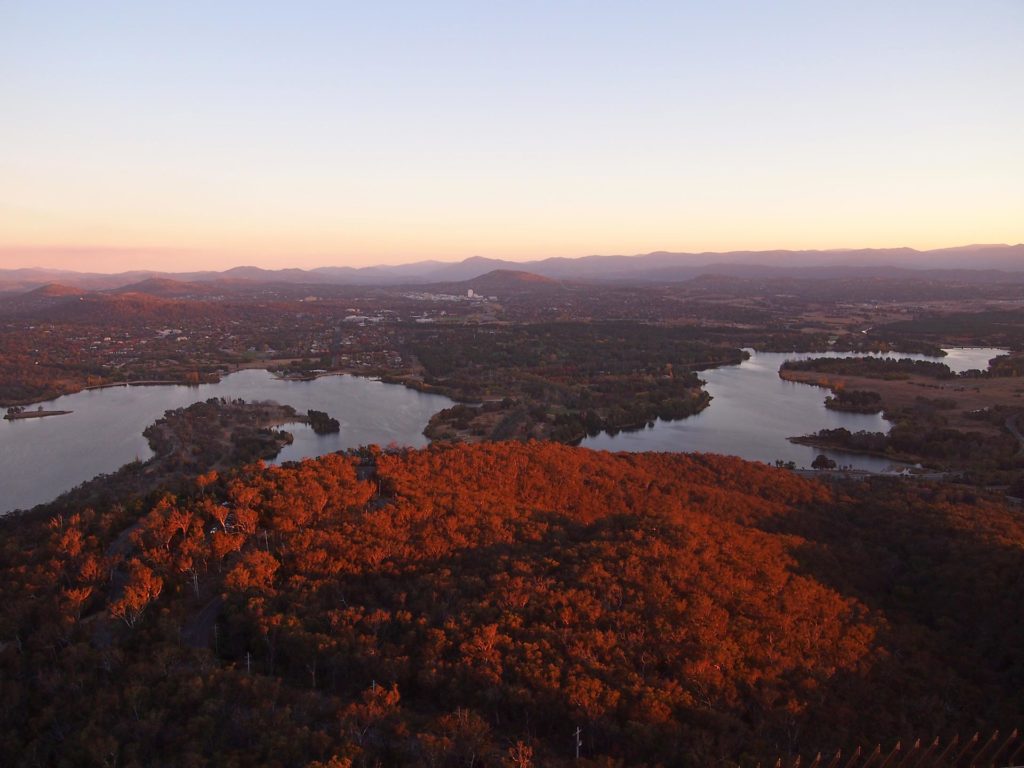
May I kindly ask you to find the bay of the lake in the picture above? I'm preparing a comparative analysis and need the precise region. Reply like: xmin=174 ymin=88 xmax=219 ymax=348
xmin=581 ymin=347 xmax=1007 ymax=470
xmin=0 ymin=370 xmax=454 ymax=514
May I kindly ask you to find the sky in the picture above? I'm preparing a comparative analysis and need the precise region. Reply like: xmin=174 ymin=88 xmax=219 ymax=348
xmin=1 ymin=0 xmax=1022 ymax=272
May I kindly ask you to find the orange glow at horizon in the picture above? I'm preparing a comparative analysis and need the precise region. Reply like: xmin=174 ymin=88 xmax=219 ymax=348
xmin=1 ymin=2 xmax=1021 ymax=273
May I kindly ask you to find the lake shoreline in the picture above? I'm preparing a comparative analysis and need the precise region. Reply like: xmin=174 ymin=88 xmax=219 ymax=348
xmin=786 ymin=434 xmax=919 ymax=467
xmin=0 ymin=368 xmax=454 ymax=514
xmin=5 ymin=362 xmax=421 ymax=409
xmin=4 ymin=408 xmax=73 ymax=420
xmin=1 ymin=348 xmax=1007 ymax=512
xmin=582 ymin=347 xmax=1008 ymax=473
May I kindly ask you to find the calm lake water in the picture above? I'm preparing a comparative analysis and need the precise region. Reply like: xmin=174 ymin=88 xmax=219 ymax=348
xmin=0 ymin=347 xmax=1009 ymax=513
xmin=0 ymin=370 xmax=454 ymax=514
xmin=581 ymin=347 xmax=1008 ymax=470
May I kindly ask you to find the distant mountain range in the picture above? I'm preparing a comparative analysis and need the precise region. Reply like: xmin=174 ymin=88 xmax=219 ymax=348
xmin=1 ymin=244 xmax=1022 ymax=294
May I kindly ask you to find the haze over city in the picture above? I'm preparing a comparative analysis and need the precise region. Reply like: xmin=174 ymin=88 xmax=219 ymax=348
xmin=2 ymin=0 xmax=1022 ymax=272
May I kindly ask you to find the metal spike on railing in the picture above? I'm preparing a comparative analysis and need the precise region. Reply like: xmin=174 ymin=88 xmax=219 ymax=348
xmin=861 ymin=744 xmax=883 ymax=768
xmin=877 ymin=740 xmax=902 ymax=768
xmin=913 ymin=741 xmax=942 ymax=768
xmin=840 ymin=746 xmax=863 ymax=768
xmin=906 ymin=736 xmax=940 ymax=768
xmin=934 ymin=733 xmax=961 ymax=766
xmin=894 ymin=738 xmax=921 ymax=768
xmin=950 ymin=732 xmax=981 ymax=767
xmin=751 ymin=728 xmax=1020 ymax=768
xmin=969 ymin=729 xmax=1000 ymax=766
xmin=988 ymin=728 xmax=1018 ymax=766
xmin=1003 ymin=729 xmax=1024 ymax=767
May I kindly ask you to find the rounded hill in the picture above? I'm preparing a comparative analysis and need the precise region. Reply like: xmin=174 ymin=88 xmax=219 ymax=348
xmin=2 ymin=442 xmax=1021 ymax=765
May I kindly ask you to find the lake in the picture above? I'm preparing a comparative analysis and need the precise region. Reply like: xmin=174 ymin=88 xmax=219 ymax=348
xmin=0 ymin=347 xmax=1009 ymax=513
xmin=0 ymin=370 xmax=454 ymax=514
xmin=580 ymin=347 xmax=1008 ymax=470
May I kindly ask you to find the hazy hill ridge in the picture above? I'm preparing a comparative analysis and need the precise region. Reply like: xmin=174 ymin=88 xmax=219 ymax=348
xmin=1 ymin=243 xmax=1022 ymax=293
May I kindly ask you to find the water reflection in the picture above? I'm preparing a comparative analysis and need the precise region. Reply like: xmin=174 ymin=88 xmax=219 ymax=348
xmin=0 ymin=347 xmax=1008 ymax=512
xmin=581 ymin=347 xmax=1007 ymax=470
xmin=0 ymin=370 xmax=453 ymax=513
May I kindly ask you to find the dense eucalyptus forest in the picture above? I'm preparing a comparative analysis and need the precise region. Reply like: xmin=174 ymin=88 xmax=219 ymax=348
xmin=2 ymin=443 xmax=1021 ymax=766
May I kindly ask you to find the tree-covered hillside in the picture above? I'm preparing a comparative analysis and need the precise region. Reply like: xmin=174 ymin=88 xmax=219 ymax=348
xmin=1 ymin=443 xmax=1021 ymax=766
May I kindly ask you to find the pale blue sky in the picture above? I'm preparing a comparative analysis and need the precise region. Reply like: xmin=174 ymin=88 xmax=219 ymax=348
xmin=1 ymin=1 xmax=1022 ymax=270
